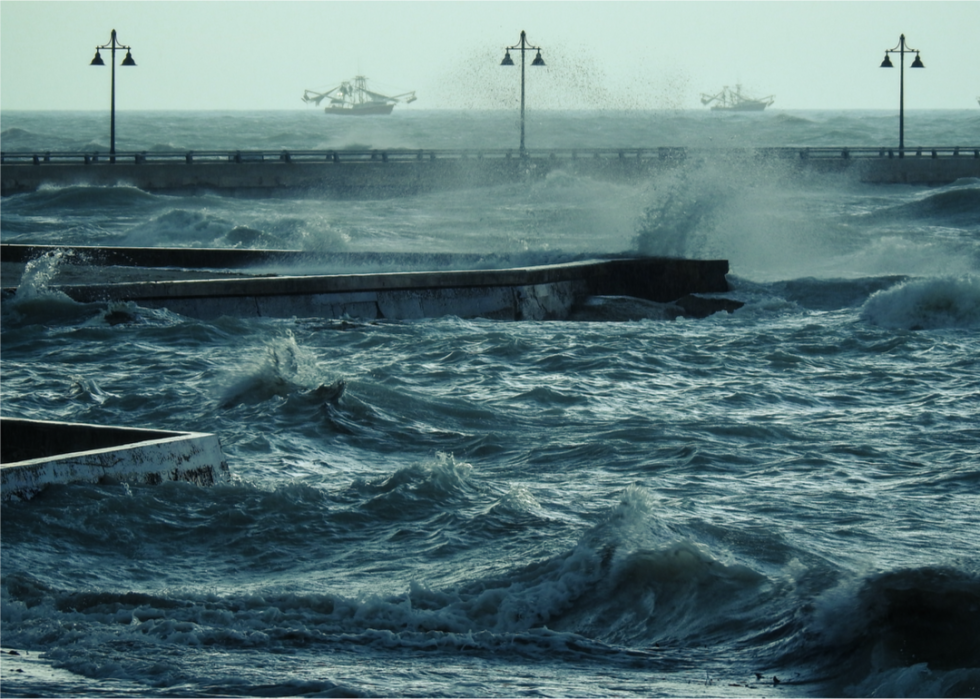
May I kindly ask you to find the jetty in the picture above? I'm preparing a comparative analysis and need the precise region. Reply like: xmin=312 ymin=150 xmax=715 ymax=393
xmin=1 ymin=417 xmax=229 ymax=501
xmin=1 ymin=245 xmax=737 ymax=499
xmin=2 ymin=146 xmax=979 ymax=196
xmin=1 ymin=245 xmax=739 ymax=322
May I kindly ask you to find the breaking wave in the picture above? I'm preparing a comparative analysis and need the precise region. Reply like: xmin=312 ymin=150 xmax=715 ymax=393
xmin=861 ymin=275 xmax=980 ymax=329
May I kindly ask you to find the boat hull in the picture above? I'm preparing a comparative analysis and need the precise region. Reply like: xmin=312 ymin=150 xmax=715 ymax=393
xmin=711 ymin=101 xmax=770 ymax=112
xmin=324 ymin=103 xmax=396 ymax=116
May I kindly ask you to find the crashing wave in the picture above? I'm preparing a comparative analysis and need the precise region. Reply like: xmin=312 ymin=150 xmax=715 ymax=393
xmin=861 ymin=275 xmax=980 ymax=329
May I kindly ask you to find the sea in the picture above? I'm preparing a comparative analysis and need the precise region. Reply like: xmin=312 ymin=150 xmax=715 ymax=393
xmin=1 ymin=108 xmax=979 ymax=698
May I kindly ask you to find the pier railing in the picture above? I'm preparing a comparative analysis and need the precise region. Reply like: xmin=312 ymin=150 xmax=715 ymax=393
xmin=3 ymin=146 xmax=979 ymax=166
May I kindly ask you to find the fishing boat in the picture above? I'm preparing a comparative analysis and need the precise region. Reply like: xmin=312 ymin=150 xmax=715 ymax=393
xmin=302 ymin=76 xmax=416 ymax=115
xmin=700 ymin=85 xmax=774 ymax=111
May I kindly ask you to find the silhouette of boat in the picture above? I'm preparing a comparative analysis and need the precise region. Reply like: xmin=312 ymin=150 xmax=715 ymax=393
xmin=302 ymin=76 xmax=416 ymax=116
xmin=700 ymin=85 xmax=774 ymax=111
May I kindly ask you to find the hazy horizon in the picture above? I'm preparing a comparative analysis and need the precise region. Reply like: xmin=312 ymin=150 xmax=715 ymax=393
xmin=3 ymin=1 xmax=979 ymax=113
xmin=3 ymin=106 xmax=977 ymax=113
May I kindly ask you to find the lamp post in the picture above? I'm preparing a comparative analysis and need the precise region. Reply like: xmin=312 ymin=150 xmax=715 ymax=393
xmin=90 ymin=29 xmax=136 ymax=162
xmin=500 ymin=31 xmax=545 ymax=157
xmin=880 ymin=34 xmax=924 ymax=153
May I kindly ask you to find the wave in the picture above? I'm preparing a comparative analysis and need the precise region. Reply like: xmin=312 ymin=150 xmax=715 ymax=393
xmin=350 ymin=452 xmax=480 ymax=517
xmin=758 ymin=275 xmax=909 ymax=311
xmin=119 ymin=208 xmax=242 ymax=248
xmin=0 ymin=485 xmax=765 ymax=655
xmin=3 ymin=183 xmax=159 ymax=213
xmin=4 ymin=481 xmax=978 ymax=696
xmin=869 ymin=181 xmax=980 ymax=226
xmin=0 ymin=126 xmax=34 ymax=141
xmin=628 ymin=154 xmax=865 ymax=279
xmin=0 ymin=126 xmax=84 ymax=152
xmin=1 ymin=249 xmax=89 ymax=325
xmin=217 ymin=331 xmax=341 ymax=409
xmin=116 ymin=208 xmax=343 ymax=250
xmin=1 ymin=251 xmax=193 ymax=331
xmin=568 ymin=295 xmax=682 ymax=321
xmin=802 ymin=566 xmax=980 ymax=697
xmin=67 ymin=374 xmax=122 ymax=405
xmin=146 ymin=142 xmax=185 ymax=151
xmin=861 ymin=275 xmax=980 ymax=329
xmin=770 ymin=113 xmax=815 ymax=126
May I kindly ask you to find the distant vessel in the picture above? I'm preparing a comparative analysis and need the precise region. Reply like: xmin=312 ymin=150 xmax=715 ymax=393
xmin=302 ymin=76 xmax=416 ymax=116
xmin=700 ymin=85 xmax=774 ymax=111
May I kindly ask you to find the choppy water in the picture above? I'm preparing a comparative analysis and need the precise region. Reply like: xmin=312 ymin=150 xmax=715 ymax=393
xmin=2 ymin=109 xmax=979 ymax=698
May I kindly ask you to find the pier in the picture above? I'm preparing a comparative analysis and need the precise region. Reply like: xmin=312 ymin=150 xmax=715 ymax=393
xmin=1 ymin=417 xmax=229 ymax=501
xmin=3 ymin=146 xmax=978 ymax=196
xmin=1 ymin=245 xmax=739 ymax=322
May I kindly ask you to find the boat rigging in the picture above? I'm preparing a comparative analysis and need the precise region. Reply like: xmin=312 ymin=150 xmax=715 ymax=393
xmin=700 ymin=85 xmax=774 ymax=111
xmin=302 ymin=76 xmax=417 ymax=116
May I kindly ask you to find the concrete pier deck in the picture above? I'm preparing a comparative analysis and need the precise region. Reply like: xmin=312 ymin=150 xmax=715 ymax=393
xmin=1 ymin=417 xmax=230 ymax=501
xmin=1 ymin=245 xmax=739 ymax=321
xmin=3 ymin=146 xmax=978 ymax=196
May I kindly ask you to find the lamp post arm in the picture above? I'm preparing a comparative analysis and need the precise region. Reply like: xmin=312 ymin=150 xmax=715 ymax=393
xmin=506 ymin=30 xmax=542 ymax=54
xmin=884 ymin=34 xmax=920 ymax=57
xmin=96 ymin=29 xmax=131 ymax=52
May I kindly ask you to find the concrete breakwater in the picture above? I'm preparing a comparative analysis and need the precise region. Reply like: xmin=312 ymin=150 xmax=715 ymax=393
xmin=1 ymin=417 xmax=230 ymax=501
xmin=2 ymin=146 xmax=978 ymax=196
xmin=1 ymin=246 xmax=737 ymax=500
xmin=1 ymin=245 xmax=739 ymax=322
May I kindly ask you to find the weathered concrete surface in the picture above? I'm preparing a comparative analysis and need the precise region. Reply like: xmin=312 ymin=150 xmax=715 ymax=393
xmin=813 ymin=156 xmax=980 ymax=184
xmin=1 ymin=246 xmax=737 ymax=322
xmin=0 ymin=418 xmax=230 ymax=501
xmin=0 ymin=244 xmax=510 ymax=272
xmin=3 ymin=150 xmax=977 ymax=196
xmin=1 ymin=159 xmax=541 ymax=197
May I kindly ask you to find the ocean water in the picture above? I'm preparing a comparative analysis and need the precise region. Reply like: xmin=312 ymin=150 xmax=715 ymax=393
xmin=1 ymin=109 xmax=979 ymax=698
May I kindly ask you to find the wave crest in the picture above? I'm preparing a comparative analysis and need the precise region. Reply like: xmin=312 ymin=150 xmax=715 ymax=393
xmin=861 ymin=276 xmax=980 ymax=329
xmin=805 ymin=566 xmax=980 ymax=696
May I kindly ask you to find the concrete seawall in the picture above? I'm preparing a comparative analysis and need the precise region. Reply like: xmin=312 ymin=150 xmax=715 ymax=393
xmin=1 ymin=418 xmax=230 ymax=501
xmin=1 ymin=245 xmax=738 ymax=322
xmin=1 ymin=247 xmax=738 ymax=499
xmin=3 ymin=146 xmax=978 ymax=196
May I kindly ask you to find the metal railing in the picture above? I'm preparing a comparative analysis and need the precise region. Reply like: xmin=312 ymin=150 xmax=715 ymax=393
xmin=2 ymin=146 xmax=978 ymax=166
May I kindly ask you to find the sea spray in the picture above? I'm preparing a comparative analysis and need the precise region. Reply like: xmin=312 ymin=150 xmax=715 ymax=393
xmin=3 ymin=249 xmax=87 ymax=325
xmin=217 ymin=330 xmax=325 ymax=408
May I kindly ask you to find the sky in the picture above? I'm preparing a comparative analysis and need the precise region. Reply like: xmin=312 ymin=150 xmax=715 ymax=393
xmin=2 ymin=1 xmax=978 ymax=112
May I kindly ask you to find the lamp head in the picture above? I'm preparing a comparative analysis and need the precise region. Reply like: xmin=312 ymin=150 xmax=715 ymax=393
xmin=121 ymin=50 xmax=136 ymax=66
xmin=90 ymin=50 xmax=105 ymax=66
xmin=880 ymin=53 xmax=894 ymax=68
xmin=910 ymin=52 xmax=924 ymax=68
xmin=500 ymin=51 xmax=514 ymax=66
xmin=531 ymin=50 xmax=545 ymax=67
